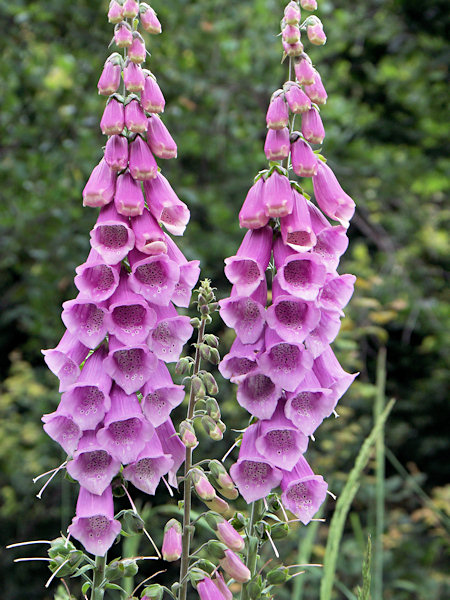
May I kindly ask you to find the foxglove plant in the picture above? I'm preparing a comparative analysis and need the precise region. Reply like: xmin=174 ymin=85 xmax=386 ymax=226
xmin=219 ymin=0 xmax=357 ymax=595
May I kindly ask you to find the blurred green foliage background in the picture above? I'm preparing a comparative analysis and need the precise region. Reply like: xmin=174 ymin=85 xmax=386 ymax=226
xmin=0 ymin=0 xmax=448 ymax=598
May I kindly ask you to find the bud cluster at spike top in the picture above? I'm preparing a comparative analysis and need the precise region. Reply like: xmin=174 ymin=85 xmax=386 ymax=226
xmin=219 ymin=0 xmax=357 ymax=524
xmin=41 ymin=1 xmax=200 ymax=557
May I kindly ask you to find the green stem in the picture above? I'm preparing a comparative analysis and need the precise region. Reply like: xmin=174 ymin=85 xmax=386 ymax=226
xmin=373 ymin=347 xmax=386 ymax=600
xmin=90 ymin=554 xmax=106 ymax=600
xmin=241 ymin=499 xmax=263 ymax=600
xmin=178 ymin=319 xmax=206 ymax=600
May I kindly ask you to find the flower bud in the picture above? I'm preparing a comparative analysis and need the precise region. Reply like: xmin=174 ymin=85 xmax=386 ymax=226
xmin=199 ymin=343 xmax=211 ymax=362
xmin=162 ymin=519 xmax=182 ymax=562
xmin=202 ymin=415 xmax=223 ymax=441
xmin=209 ymin=460 xmax=236 ymax=493
xmin=142 ymin=75 xmax=165 ymax=113
xmin=104 ymin=134 xmax=128 ymax=171
xmin=191 ymin=375 xmax=206 ymax=397
xmin=247 ymin=576 xmax=263 ymax=599
xmin=294 ymin=56 xmax=316 ymax=85
xmin=125 ymin=99 xmax=148 ymax=133
xmin=301 ymin=107 xmax=325 ymax=144
xmin=129 ymin=34 xmax=146 ymax=64
xmin=270 ymin=521 xmax=290 ymax=539
xmin=140 ymin=3 xmax=162 ymax=34
xmin=141 ymin=584 xmax=164 ymax=600
xmin=283 ymin=40 xmax=304 ymax=57
xmin=115 ymin=22 xmax=133 ymax=48
xmin=284 ymin=1 xmax=301 ymax=24
xmin=303 ymin=70 xmax=327 ymax=104
xmin=208 ymin=348 xmax=220 ymax=365
xmin=307 ymin=21 xmax=326 ymax=45
xmin=48 ymin=537 xmax=77 ymax=559
xmin=175 ymin=356 xmax=193 ymax=375
xmin=284 ymin=82 xmax=311 ymax=113
xmin=203 ymin=372 xmax=219 ymax=395
xmin=100 ymin=97 xmax=125 ymax=135
xmin=114 ymin=171 xmax=145 ymax=216
xmin=264 ymin=128 xmax=290 ymax=161
xmin=123 ymin=0 xmax=139 ymax=18
xmin=266 ymin=566 xmax=289 ymax=585
xmin=206 ymin=397 xmax=220 ymax=419
xmin=124 ymin=62 xmax=145 ymax=92
xmin=197 ymin=577 xmax=226 ymax=600
xmin=129 ymin=135 xmax=158 ymax=180
xmin=282 ymin=24 xmax=300 ymax=44
xmin=301 ymin=0 xmax=317 ymax=11
xmin=83 ymin=159 xmax=116 ymax=207
xmin=192 ymin=469 xmax=216 ymax=500
xmin=180 ymin=420 xmax=198 ymax=448
xmin=147 ymin=115 xmax=178 ymax=159
xmin=266 ymin=94 xmax=289 ymax=130
xmin=108 ymin=0 xmax=123 ymax=24
xmin=205 ymin=495 xmax=230 ymax=515
xmin=207 ymin=540 xmax=227 ymax=560
xmin=290 ymin=137 xmax=318 ymax=177
xmin=207 ymin=514 xmax=245 ymax=552
xmin=219 ymin=550 xmax=251 ymax=583
xmin=98 ymin=58 xmax=121 ymax=95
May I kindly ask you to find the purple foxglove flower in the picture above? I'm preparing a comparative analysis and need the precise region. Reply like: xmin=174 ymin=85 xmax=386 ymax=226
xmin=307 ymin=198 xmax=330 ymax=235
xmin=106 ymin=272 xmax=157 ymax=345
xmin=313 ymin=161 xmax=355 ymax=227
xmin=290 ymin=137 xmax=318 ymax=177
xmin=263 ymin=171 xmax=294 ymax=218
xmin=68 ymin=486 xmax=121 ymax=556
xmin=114 ymin=171 xmax=145 ymax=216
xmin=212 ymin=573 xmax=232 ymax=600
xmin=257 ymin=327 xmax=313 ymax=392
xmin=238 ymin=178 xmax=269 ymax=230
xmin=165 ymin=235 xmax=200 ymax=307
xmin=123 ymin=61 xmax=145 ymax=92
xmin=141 ymin=360 xmax=185 ymax=426
xmin=284 ymin=1 xmax=301 ymax=25
xmin=103 ymin=335 xmax=158 ymax=394
xmin=280 ymin=189 xmax=317 ymax=250
xmin=255 ymin=401 xmax=309 ymax=470
xmin=114 ymin=22 xmax=133 ymax=48
xmin=312 ymin=347 xmax=358 ymax=405
xmin=266 ymin=94 xmax=289 ymax=130
xmin=264 ymin=127 xmax=290 ymax=161
xmin=100 ymin=98 xmax=125 ymax=135
xmin=273 ymin=237 xmax=327 ymax=300
xmin=128 ymin=135 xmax=158 ymax=181
xmin=219 ymin=335 xmax=262 ymax=383
xmin=144 ymin=174 xmax=190 ymax=236
xmin=156 ymin=418 xmax=186 ymax=487
xmin=58 ymin=347 xmax=112 ymax=430
xmin=236 ymin=368 xmax=281 ymax=420
xmin=161 ymin=519 xmax=182 ymax=561
xmin=303 ymin=71 xmax=328 ymax=105
xmin=301 ymin=107 xmax=325 ymax=144
xmin=123 ymin=0 xmax=139 ymax=18
xmin=281 ymin=456 xmax=328 ymax=524
xmin=318 ymin=273 xmax=356 ymax=313
xmin=282 ymin=24 xmax=300 ymax=45
xmin=284 ymin=82 xmax=311 ymax=113
xmin=219 ymin=281 xmax=267 ymax=344
xmin=192 ymin=469 xmax=216 ymax=500
xmin=231 ymin=426 xmax=282 ymax=502
xmin=61 ymin=296 xmax=108 ymax=349
xmin=301 ymin=0 xmax=317 ymax=10
xmin=147 ymin=303 xmax=193 ymax=361
xmin=42 ymin=330 xmax=88 ymax=392
xmin=128 ymin=36 xmax=146 ymax=63
xmin=131 ymin=209 xmax=167 ymax=254
xmin=294 ymin=55 xmax=316 ymax=85
xmin=198 ymin=577 xmax=227 ymax=600
xmin=312 ymin=224 xmax=349 ymax=272
xmin=307 ymin=22 xmax=327 ymax=45
xmin=96 ymin=386 xmax=155 ymax=463
xmin=147 ymin=115 xmax=178 ymax=159
xmin=266 ymin=278 xmax=320 ymax=343
xmin=284 ymin=371 xmax=335 ymax=435
xmin=104 ymin=134 xmax=128 ymax=172
xmin=140 ymin=3 xmax=162 ymax=34
xmin=108 ymin=0 xmax=123 ymax=24
xmin=283 ymin=40 xmax=304 ymax=57
xmin=90 ymin=203 xmax=135 ymax=265
xmin=128 ymin=249 xmax=180 ymax=304
xmin=215 ymin=518 xmax=245 ymax=552
xmin=124 ymin=99 xmax=147 ymax=133
xmin=74 ymin=249 xmax=121 ymax=302
xmin=141 ymin=74 xmax=165 ymax=113
xmin=66 ymin=431 xmax=121 ymax=495
xmin=219 ymin=550 xmax=251 ymax=583
xmin=42 ymin=409 xmax=82 ymax=455
xmin=122 ymin=433 xmax=174 ymax=494
xmin=82 ymin=159 xmax=116 ymax=208
xmin=224 ymin=225 xmax=272 ymax=296
xmin=97 ymin=58 xmax=121 ymax=96
xmin=305 ymin=308 xmax=342 ymax=358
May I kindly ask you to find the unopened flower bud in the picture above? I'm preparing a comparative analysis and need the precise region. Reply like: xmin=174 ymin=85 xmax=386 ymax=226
xmin=284 ymin=1 xmax=301 ymax=24
xmin=125 ymin=98 xmax=147 ymax=133
xmin=283 ymin=40 xmax=304 ymax=56
xmin=180 ymin=420 xmax=198 ymax=448
xmin=199 ymin=343 xmax=212 ymax=362
xmin=114 ymin=171 xmax=144 ymax=216
xmin=98 ymin=57 xmax=121 ymax=95
xmin=294 ymin=56 xmax=316 ymax=85
xmin=192 ymin=468 xmax=216 ymax=500
xmin=206 ymin=397 xmax=220 ymax=419
xmin=129 ymin=135 xmax=158 ymax=180
xmin=270 ymin=521 xmax=290 ymax=539
xmin=141 ymin=584 xmax=164 ymax=600
xmin=105 ymin=558 xmax=139 ymax=580
xmin=175 ymin=356 xmax=193 ymax=375
xmin=197 ymin=576 xmax=224 ymax=600
xmin=208 ymin=348 xmax=220 ymax=365
xmin=301 ymin=107 xmax=325 ymax=144
xmin=140 ymin=3 xmax=162 ymax=34
xmin=267 ymin=566 xmax=289 ymax=585
xmin=141 ymin=74 xmax=165 ymax=113
xmin=301 ymin=0 xmax=317 ymax=10
xmin=203 ymin=333 xmax=219 ymax=348
xmin=264 ymin=128 xmax=290 ymax=161
xmin=291 ymin=137 xmax=318 ymax=176
xmin=212 ymin=572 xmax=233 ymax=600
xmin=206 ymin=514 xmax=245 ymax=552
xmin=202 ymin=415 xmax=223 ymax=440
xmin=104 ymin=134 xmax=128 ymax=171
xmin=162 ymin=519 xmax=182 ymax=562
xmin=129 ymin=34 xmax=146 ymax=64
xmin=282 ymin=24 xmax=300 ymax=45
xmin=123 ymin=0 xmax=139 ymax=18
xmin=48 ymin=537 xmax=77 ymax=559
xmin=284 ymin=82 xmax=311 ymax=113
xmin=108 ymin=0 xmax=123 ymax=24
xmin=83 ymin=159 xmax=116 ymax=207
xmin=266 ymin=94 xmax=289 ymax=130
xmin=115 ymin=22 xmax=133 ymax=48
xmin=303 ymin=70 xmax=327 ymax=104
xmin=205 ymin=495 xmax=230 ymax=515
xmin=191 ymin=375 xmax=206 ymax=397
xmin=124 ymin=62 xmax=145 ymax=92
xmin=203 ymin=372 xmax=219 ymax=395
xmin=307 ymin=20 xmax=326 ymax=45
xmin=247 ymin=575 xmax=263 ymax=599
xmin=190 ymin=317 xmax=201 ymax=328
xmin=219 ymin=550 xmax=251 ymax=583
xmin=100 ymin=97 xmax=125 ymax=135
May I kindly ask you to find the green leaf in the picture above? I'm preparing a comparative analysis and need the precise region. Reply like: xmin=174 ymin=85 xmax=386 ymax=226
xmin=81 ymin=581 xmax=91 ymax=595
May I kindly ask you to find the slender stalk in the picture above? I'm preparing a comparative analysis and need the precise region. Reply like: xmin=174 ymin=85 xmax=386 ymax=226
xmin=90 ymin=554 xmax=106 ymax=600
xmin=179 ymin=318 xmax=206 ymax=600
xmin=373 ymin=347 xmax=386 ymax=600
xmin=241 ymin=499 xmax=263 ymax=600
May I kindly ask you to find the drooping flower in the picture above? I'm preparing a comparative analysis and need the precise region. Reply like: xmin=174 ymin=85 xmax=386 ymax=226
xmin=122 ymin=433 xmax=174 ymax=494
xmin=42 ymin=330 xmax=88 ymax=392
xmin=103 ymin=335 xmax=157 ymax=394
xmin=90 ymin=203 xmax=135 ymax=265
xmin=280 ymin=456 xmax=328 ymax=524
